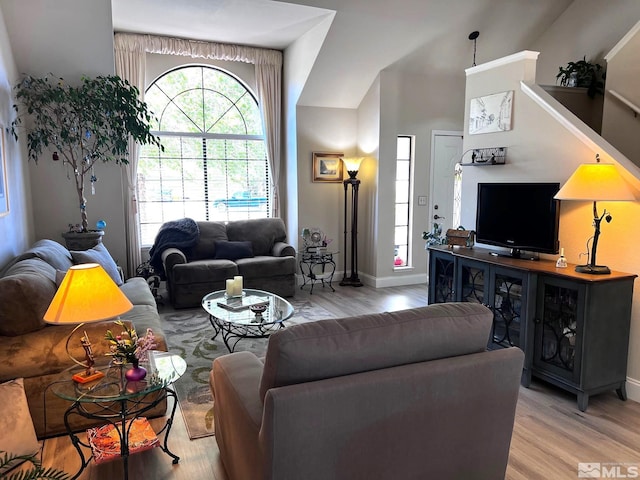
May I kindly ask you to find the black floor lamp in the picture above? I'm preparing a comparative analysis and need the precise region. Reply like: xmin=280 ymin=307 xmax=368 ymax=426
xmin=340 ymin=157 xmax=364 ymax=287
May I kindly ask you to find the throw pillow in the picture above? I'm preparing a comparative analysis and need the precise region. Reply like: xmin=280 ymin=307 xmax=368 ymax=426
xmin=71 ymin=243 xmax=123 ymax=286
xmin=213 ymin=240 xmax=254 ymax=261
xmin=0 ymin=273 xmax=55 ymax=336
xmin=0 ymin=378 xmax=40 ymax=473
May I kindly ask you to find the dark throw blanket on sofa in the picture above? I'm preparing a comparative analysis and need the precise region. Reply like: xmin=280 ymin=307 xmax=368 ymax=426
xmin=149 ymin=218 xmax=200 ymax=278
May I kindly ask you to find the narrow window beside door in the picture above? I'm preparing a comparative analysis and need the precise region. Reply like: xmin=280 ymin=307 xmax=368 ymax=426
xmin=394 ymin=136 xmax=414 ymax=268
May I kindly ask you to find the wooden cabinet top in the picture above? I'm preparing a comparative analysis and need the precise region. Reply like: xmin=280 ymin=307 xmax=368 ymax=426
xmin=428 ymin=245 xmax=637 ymax=283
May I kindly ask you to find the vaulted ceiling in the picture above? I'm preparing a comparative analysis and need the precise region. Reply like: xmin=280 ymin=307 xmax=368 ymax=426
xmin=2 ymin=0 xmax=574 ymax=109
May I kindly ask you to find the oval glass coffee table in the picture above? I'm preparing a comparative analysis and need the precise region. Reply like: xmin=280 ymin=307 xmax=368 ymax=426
xmin=201 ymin=288 xmax=294 ymax=352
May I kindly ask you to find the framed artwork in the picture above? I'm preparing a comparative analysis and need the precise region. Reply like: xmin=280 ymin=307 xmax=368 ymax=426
xmin=469 ymin=90 xmax=513 ymax=135
xmin=312 ymin=152 xmax=343 ymax=183
xmin=0 ymin=127 xmax=8 ymax=217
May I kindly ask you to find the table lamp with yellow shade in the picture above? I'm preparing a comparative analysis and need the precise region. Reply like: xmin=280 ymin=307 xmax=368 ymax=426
xmin=44 ymin=263 xmax=133 ymax=383
xmin=555 ymin=155 xmax=638 ymax=274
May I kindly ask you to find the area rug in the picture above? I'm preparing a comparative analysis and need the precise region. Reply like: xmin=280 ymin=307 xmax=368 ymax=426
xmin=160 ymin=299 xmax=335 ymax=439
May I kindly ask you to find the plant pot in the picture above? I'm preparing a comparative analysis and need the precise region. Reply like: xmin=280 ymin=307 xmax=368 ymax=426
xmin=61 ymin=230 xmax=104 ymax=251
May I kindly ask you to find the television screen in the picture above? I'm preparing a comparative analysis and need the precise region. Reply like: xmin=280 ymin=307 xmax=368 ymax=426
xmin=475 ymin=183 xmax=560 ymax=257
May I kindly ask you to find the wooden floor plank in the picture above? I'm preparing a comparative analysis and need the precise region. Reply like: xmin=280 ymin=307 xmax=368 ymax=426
xmin=39 ymin=283 xmax=640 ymax=479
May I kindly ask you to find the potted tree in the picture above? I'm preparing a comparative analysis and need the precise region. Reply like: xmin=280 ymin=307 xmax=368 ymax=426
xmin=9 ymin=74 xmax=162 ymax=249
xmin=556 ymin=56 xmax=606 ymax=98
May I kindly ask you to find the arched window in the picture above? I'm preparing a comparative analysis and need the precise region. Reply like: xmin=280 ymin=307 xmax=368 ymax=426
xmin=137 ymin=65 xmax=270 ymax=245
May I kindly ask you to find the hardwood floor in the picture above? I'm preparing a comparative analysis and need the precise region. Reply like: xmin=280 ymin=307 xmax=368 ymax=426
xmin=39 ymin=283 xmax=640 ymax=479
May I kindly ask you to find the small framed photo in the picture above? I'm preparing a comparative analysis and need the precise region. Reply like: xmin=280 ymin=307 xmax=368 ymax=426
xmin=312 ymin=152 xmax=343 ymax=183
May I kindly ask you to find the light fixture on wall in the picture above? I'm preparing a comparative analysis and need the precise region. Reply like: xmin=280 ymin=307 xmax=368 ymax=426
xmin=340 ymin=157 xmax=364 ymax=287
xmin=554 ymin=154 xmax=637 ymax=274
xmin=44 ymin=263 xmax=133 ymax=382
xmin=468 ymin=31 xmax=480 ymax=67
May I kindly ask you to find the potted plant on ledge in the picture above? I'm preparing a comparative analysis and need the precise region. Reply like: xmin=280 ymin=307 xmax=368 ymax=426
xmin=556 ymin=56 xmax=606 ymax=98
xmin=9 ymin=74 xmax=162 ymax=250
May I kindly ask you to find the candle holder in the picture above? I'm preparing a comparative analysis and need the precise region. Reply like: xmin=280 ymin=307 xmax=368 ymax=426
xmin=224 ymin=291 xmax=246 ymax=299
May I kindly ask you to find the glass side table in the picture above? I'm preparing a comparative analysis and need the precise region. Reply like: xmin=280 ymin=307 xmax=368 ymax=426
xmin=299 ymin=247 xmax=338 ymax=294
xmin=50 ymin=351 xmax=186 ymax=480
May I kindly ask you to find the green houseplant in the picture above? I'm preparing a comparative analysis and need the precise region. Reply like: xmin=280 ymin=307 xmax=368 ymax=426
xmin=9 ymin=74 xmax=162 ymax=235
xmin=556 ymin=56 xmax=605 ymax=98
xmin=0 ymin=451 xmax=70 ymax=480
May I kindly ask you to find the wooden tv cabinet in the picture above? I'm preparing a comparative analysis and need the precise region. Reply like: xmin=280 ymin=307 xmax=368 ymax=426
xmin=427 ymin=245 xmax=637 ymax=411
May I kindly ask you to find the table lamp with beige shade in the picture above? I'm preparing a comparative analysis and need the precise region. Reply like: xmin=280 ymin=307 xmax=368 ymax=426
xmin=555 ymin=155 xmax=638 ymax=274
xmin=44 ymin=263 xmax=133 ymax=383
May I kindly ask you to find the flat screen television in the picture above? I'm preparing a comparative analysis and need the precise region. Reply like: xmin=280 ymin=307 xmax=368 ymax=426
xmin=475 ymin=182 xmax=560 ymax=258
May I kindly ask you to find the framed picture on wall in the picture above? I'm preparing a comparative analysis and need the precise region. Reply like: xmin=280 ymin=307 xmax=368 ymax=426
xmin=469 ymin=90 xmax=513 ymax=135
xmin=0 ymin=126 xmax=8 ymax=217
xmin=312 ymin=152 xmax=343 ymax=183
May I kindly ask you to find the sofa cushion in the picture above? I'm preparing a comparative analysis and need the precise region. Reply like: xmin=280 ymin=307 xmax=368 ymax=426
xmin=259 ymin=302 xmax=492 ymax=399
xmin=214 ymin=240 xmax=254 ymax=261
xmin=120 ymin=277 xmax=157 ymax=307
xmin=14 ymin=239 xmax=73 ymax=272
xmin=4 ymin=257 xmax=57 ymax=284
xmin=226 ymin=218 xmax=288 ymax=256
xmin=0 ymin=378 xmax=40 ymax=472
xmin=71 ymin=243 xmax=123 ymax=286
xmin=191 ymin=221 xmax=228 ymax=260
xmin=172 ymin=259 xmax=238 ymax=284
xmin=236 ymin=256 xmax=296 ymax=277
xmin=0 ymin=273 xmax=55 ymax=336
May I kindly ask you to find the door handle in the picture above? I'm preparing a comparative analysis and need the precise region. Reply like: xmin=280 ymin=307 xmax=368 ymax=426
xmin=434 ymin=215 xmax=445 ymax=220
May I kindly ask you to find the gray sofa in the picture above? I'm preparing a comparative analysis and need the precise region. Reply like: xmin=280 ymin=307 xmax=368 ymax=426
xmin=0 ymin=239 xmax=167 ymax=438
xmin=161 ymin=218 xmax=296 ymax=308
xmin=211 ymin=302 xmax=524 ymax=480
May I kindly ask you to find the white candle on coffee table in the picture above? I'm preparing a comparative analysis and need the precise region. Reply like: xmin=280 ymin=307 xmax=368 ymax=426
xmin=234 ymin=275 xmax=243 ymax=295
xmin=226 ymin=279 xmax=235 ymax=296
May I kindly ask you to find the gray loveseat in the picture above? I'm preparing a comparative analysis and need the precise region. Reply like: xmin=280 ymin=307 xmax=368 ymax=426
xmin=161 ymin=218 xmax=296 ymax=308
xmin=211 ymin=302 xmax=524 ymax=480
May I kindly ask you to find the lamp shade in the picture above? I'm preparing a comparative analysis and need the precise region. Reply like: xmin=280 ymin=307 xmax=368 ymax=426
xmin=555 ymin=163 xmax=638 ymax=201
xmin=342 ymin=157 xmax=364 ymax=173
xmin=44 ymin=263 xmax=133 ymax=324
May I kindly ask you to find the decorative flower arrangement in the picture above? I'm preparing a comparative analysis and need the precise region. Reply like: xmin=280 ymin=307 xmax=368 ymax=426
xmin=105 ymin=320 xmax=156 ymax=364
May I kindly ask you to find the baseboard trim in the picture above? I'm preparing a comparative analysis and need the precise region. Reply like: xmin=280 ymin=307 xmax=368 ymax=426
xmin=297 ymin=271 xmax=428 ymax=289
xmin=625 ymin=376 xmax=640 ymax=403
xmin=374 ymin=273 xmax=427 ymax=288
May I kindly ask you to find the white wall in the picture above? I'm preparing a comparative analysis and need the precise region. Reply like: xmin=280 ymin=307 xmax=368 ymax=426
xmin=532 ymin=0 xmax=640 ymax=86
xmin=0 ymin=6 xmax=32 ymax=268
xmin=369 ymin=69 xmax=465 ymax=286
xmin=601 ymin=21 xmax=640 ymax=167
xmin=283 ymin=13 xmax=335 ymax=252
xmin=2 ymin=0 xmax=124 ymax=265
xmin=296 ymin=105 xmax=357 ymax=268
xmin=356 ymin=76 xmax=381 ymax=280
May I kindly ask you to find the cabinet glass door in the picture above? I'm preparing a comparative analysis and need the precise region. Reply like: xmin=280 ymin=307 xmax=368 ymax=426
xmin=535 ymin=279 xmax=580 ymax=379
xmin=492 ymin=270 xmax=526 ymax=349
xmin=428 ymin=250 xmax=455 ymax=304
xmin=457 ymin=259 xmax=489 ymax=304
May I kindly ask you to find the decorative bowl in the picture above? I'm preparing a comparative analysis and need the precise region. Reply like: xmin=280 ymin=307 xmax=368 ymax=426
xmin=249 ymin=304 xmax=267 ymax=315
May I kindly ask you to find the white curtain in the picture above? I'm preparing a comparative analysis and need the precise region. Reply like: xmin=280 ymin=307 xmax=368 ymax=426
xmin=255 ymin=62 xmax=281 ymax=217
xmin=115 ymin=33 xmax=282 ymax=226
xmin=114 ymin=35 xmax=146 ymax=278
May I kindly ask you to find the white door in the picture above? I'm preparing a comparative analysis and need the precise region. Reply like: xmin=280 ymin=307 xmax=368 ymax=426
xmin=429 ymin=131 xmax=463 ymax=235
